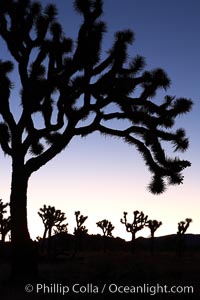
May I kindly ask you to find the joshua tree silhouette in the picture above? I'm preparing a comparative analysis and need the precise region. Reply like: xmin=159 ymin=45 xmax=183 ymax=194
xmin=177 ymin=218 xmax=192 ymax=256
xmin=97 ymin=219 xmax=114 ymax=252
xmin=0 ymin=0 xmax=193 ymax=278
xmin=177 ymin=218 xmax=192 ymax=235
xmin=0 ymin=199 xmax=11 ymax=243
xmin=38 ymin=204 xmax=66 ymax=256
xmin=38 ymin=205 xmax=66 ymax=239
xmin=74 ymin=211 xmax=88 ymax=236
xmin=73 ymin=211 xmax=88 ymax=255
xmin=121 ymin=211 xmax=148 ymax=252
xmin=147 ymin=219 xmax=162 ymax=253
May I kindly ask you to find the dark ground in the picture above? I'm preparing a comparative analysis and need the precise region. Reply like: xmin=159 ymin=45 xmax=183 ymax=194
xmin=0 ymin=250 xmax=200 ymax=300
xmin=1 ymin=234 xmax=200 ymax=299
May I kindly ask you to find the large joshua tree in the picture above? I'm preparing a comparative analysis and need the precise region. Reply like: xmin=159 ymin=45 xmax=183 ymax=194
xmin=0 ymin=0 xmax=192 ymax=278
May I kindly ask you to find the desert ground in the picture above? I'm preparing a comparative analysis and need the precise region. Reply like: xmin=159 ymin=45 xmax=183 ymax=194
xmin=1 ymin=249 xmax=200 ymax=300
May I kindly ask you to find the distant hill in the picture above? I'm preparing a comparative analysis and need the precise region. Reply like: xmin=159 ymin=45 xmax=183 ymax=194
xmin=136 ymin=234 xmax=200 ymax=251
xmin=39 ymin=232 xmax=200 ymax=253
xmin=1 ymin=233 xmax=200 ymax=259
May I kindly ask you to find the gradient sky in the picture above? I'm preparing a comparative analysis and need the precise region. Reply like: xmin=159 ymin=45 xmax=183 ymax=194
xmin=0 ymin=0 xmax=200 ymax=241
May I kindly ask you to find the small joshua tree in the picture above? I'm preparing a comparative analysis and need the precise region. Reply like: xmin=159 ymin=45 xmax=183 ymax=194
xmin=121 ymin=211 xmax=148 ymax=252
xmin=73 ymin=211 xmax=88 ymax=255
xmin=97 ymin=219 xmax=114 ymax=237
xmin=177 ymin=218 xmax=192 ymax=256
xmin=97 ymin=219 xmax=114 ymax=252
xmin=38 ymin=205 xmax=66 ymax=239
xmin=74 ymin=211 xmax=88 ymax=236
xmin=147 ymin=220 xmax=162 ymax=253
xmin=38 ymin=205 xmax=66 ymax=255
xmin=0 ymin=199 xmax=11 ymax=243
xmin=177 ymin=218 xmax=192 ymax=235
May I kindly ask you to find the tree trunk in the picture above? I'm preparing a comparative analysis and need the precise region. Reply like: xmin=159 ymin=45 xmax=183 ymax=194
xmin=131 ymin=232 xmax=136 ymax=253
xmin=10 ymin=166 xmax=38 ymax=281
xmin=48 ymin=227 xmax=53 ymax=256
xmin=40 ymin=227 xmax=48 ymax=254
xmin=177 ymin=234 xmax=184 ymax=258
xmin=1 ymin=233 xmax=6 ymax=243
xmin=48 ymin=227 xmax=52 ymax=239
xmin=43 ymin=227 xmax=48 ymax=240
xmin=103 ymin=235 xmax=107 ymax=253
xmin=150 ymin=233 xmax=155 ymax=254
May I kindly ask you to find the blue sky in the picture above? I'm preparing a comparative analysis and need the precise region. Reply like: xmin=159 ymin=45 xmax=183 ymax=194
xmin=0 ymin=0 xmax=199 ymax=241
